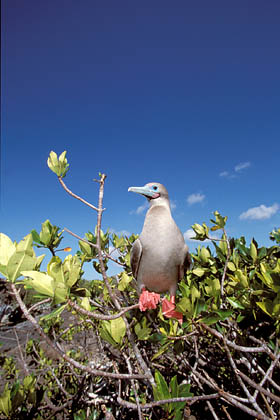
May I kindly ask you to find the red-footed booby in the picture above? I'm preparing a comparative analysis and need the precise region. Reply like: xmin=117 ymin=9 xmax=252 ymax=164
xmin=128 ymin=182 xmax=191 ymax=324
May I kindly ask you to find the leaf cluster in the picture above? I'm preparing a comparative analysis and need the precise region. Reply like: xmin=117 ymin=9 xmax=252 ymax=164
xmin=0 ymin=152 xmax=279 ymax=419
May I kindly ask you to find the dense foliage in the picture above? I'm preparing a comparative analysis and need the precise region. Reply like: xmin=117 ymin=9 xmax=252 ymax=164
xmin=0 ymin=151 xmax=279 ymax=419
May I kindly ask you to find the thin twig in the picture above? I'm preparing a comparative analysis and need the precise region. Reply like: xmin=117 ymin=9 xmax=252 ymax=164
xmin=253 ymin=346 xmax=280 ymax=401
xmin=58 ymin=176 xmax=99 ymax=212
xmin=117 ymin=393 xmax=221 ymax=410
xmin=68 ymin=299 xmax=139 ymax=320
xmin=14 ymin=328 xmax=30 ymax=376
xmin=28 ymin=298 xmax=52 ymax=313
xmin=200 ymin=323 xmax=267 ymax=353
xmin=223 ymin=338 xmax=265 ymax=416
xmin=236 ymin=369 xmax=280 ymax=404
xmin=124 ymin=353 xmax=143 ymax=420
xmin=63 ymin=227 xmax=98 ymax=249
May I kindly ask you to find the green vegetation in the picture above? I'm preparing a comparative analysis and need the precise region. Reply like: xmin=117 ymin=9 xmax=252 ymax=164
xmin=0 ymin=151 xmax=279 ymax=419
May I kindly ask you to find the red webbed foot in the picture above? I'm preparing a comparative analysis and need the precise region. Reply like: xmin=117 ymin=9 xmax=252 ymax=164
xmin=162 ymin=296 xmax=183 ymax=325
xmin=139 ymin=288 xmax=161 ymax=311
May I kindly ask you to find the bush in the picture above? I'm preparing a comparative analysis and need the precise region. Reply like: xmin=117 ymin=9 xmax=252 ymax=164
xmin=0 ymin=151 xmax=279 ymax=419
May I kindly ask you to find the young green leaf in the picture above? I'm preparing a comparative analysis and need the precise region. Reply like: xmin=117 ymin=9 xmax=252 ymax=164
xmin=153 ymin=370 xmax=170 ymax=409
xmin=110 ymin=317 xmax=126 ymax=344
xmin=7 ymin=252 xmax=36 ymax=282
xmin=21 ymin=271 xmax=55 ymax=297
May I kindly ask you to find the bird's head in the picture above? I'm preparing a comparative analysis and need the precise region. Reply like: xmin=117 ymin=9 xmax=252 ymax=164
xmin=128 ymin=182 xmax=169 ymax=204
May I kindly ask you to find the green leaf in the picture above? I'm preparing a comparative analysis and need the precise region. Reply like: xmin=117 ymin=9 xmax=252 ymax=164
xmin=16 ymin=234 xmax=34 ymax=257
xmin=178 ymin=383 xmax=192 ymax=398
xmin=211 ymin=211 xmax=227 ymax=228
xmin=135 ymin=319 xmax=152 ymax=340
xmin=0 ymin=233 xmax=16 ymax=276
xmin=100 ymin=322 xmax=118 ymax=346
xmin=226 ymin=297 xmax=245 ymax=309
xmin=170 ymin=375 xmax=179 ymax=412
xmin=227 ymin=262 xmax=236 ymax=272
xmin=256 ymin=300 xmax=273 ymax=317
xmin=118 ymin=272 xmax=132 ymax=291
xmin=153 ymin=370 xmax=170 ymax=409
xmin=21 ymin=271 xmax=55 ymax=297
xmin=48 ymin=256 xmax=65 ymax=284
xmin=23 ymin=375 xmax=36 ymax=390
xmin=192 ymin=223 xmax=205 ymax=236
xmin=235 ymin=269 xmax=248 ymax=287
xmin=194 ymin=298 xmax=207 ymax=316
xmin=35 ymin=254 xmax=46 ymax=270
xmin=191 ymin=223 xmax=209 ymax=240
xmin=58 ymin=150 xmax=67 ymax=162
xmin=79 ymin=240 xmax=93 ymax=257
xmin=0 ymin=384 xmax=12 ymax=416
xmin=110 ymin=317 xmax=126 ymax=344
xmin=176 ymin=297 xmax=192 ymax=313
xmin=170 ymin=375 xmax=179 ymax=398
xmin=31 ymin=229 xmax=41 ymax=244
xmin=64 ymin=255 xmax=81 ymax=287
xmin=258 ymin=247 xmax=267 ymax=260
xmin=39 ymin=220 xmax=52 ymax=246
xmin=200 ymin=247 xmax=211 ymax=262
xmin=7 ymin=252 xmax=36 ymax=282
xmin=47 ymin=150 xmax=69 ymax=177
xmin=250 ymin=241 xmax=258 ymax=263
xmin=193 ymin=267 xmax=205 ymax=277
xmin=80 ymin=297 xmax=91 ymax=311
xmin=214 ymin=309 xmax=233 ymax=321
xmin=47 ymin=151 xmax=58 ymax=170
xmin=41 ymin=304 xmax=67 ymax=321
xmin=54 ymin=282 xmax=68 ymax=304
xmin=219 ymin=239 xmax=228 ymax=255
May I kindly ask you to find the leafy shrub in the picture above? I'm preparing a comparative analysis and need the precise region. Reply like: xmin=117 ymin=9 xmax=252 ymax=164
xmin=0 ymin=151 xmax=279 ymax=419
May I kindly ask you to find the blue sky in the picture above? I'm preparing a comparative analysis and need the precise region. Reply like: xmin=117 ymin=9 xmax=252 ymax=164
xmin=2 ymin=0 xmax=280 ymax=278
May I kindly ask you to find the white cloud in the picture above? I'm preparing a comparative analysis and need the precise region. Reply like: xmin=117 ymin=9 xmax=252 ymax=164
xmin=235 ymin=161 xmax=251 ymax=172
xmin=220 ymin=161 xmax=251 ymax=178
xmin=219 ymin=171 xmax=229 ymax=177
xmin=170 ymin=200 xmax=177 ymax=210
xmin=240 ymin=204 xmax=279 ymax=220
xmin=187 ymin=193 xmax=205 ymax=205
xmin=130 ymin=201 xmax=149 ymax=215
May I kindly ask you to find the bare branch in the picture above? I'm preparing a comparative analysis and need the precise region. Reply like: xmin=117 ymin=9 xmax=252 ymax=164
xmin=28 ymin=298 xmax=51 ymax=313
xmin=200 ymin=323 xmax=267 ymax=353
xmin=68 ymin=299 xmax=139 ymax=320
xmin=117 ymin=393 xmax=221 ymax=410
xmin=58 ymin=176 xmax=99 ymax=212
xmin=63 ymin=227 xmax=98 ymax=249
xmin=236 ymin=369 xmax=280 ymax=404
xmin=124 ymin=353 xmax=143 ymax=420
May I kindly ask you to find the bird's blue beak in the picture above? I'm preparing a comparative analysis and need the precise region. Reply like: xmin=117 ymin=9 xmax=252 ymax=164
xmin=128 ymin=185 xmax=157 ymax=198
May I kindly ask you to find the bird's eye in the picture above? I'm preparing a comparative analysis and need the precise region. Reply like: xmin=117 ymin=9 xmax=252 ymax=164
xmin=153 ymin=185 xmax=158 ymax=191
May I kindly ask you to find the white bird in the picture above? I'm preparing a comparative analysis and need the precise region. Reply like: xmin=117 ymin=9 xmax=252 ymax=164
xmin=128 ymin=182 xmax=191 ymax=323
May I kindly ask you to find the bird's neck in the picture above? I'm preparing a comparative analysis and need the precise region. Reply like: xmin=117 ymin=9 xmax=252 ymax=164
xmin=149 ymin=197 xmax=171 ymax=212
